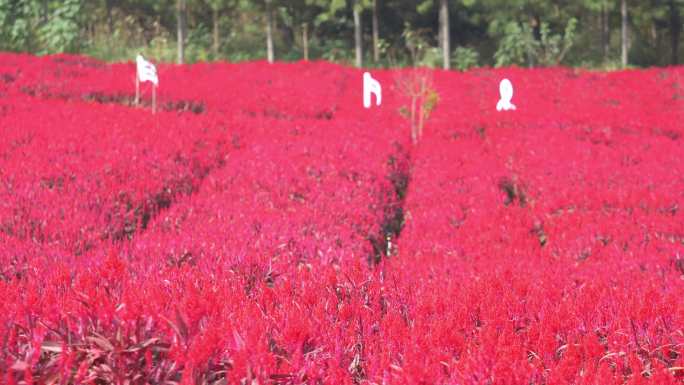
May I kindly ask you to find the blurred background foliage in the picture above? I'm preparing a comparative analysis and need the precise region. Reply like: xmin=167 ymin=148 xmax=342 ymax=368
xmin=0 ymin=0 xmax=681 ymax=69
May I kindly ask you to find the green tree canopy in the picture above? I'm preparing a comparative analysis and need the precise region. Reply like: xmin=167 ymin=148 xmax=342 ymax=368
xmin=0 ymin=0 xmax=680 ymax=68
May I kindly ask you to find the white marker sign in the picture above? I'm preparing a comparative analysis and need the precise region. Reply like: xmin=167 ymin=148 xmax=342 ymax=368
xmin=496 ymin=78 xmax=516 ymax=112
xmin=135 ymin=54 xmax=159 ymax=113
xmin=363 ymin=72 xmax=382 ymax=109
xmin=137 ymin=55 xmax=158 ymax=86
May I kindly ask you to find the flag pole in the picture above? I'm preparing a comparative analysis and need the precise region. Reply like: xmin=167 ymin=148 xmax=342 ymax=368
xmin=152 ymin=84 xmax=157 ymax=114
xmin=135 ymin=75 xmax=140 ymax=106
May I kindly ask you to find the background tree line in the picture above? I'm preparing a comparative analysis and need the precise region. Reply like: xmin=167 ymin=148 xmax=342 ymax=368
xmin=0 ymin=0 xmax=681 ymax=69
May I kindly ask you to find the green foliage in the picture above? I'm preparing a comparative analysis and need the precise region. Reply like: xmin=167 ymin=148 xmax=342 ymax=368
xmin=402 ymin=22 xmax=439 ymax=68
xmin=423 ymin=86 xmax=439 ymax=119
xmin=493 ymin=22 xmax=536 ymax=67
xmin=416 ymin=0 xmax=433 ymax=15
xmin=0 ymin=0 xmax=85 ymax=54
xmin=321 ymin=39 xmax=351 ymax=63
xmin=536 ymin=17 xmax=577 ymax=66
xmin=452 ymin=46 xmax=479 ymax=71
xmin=0 ymin=0 xmax=37 ymax=51
xmin=185 ymin=23 xmax=212 ymax=62
xmin=0 ymin=0 xmax=677 ymax=68
xmin=494 ymin=17 xmax=577 ymax=67
xmin=39 ymin=0 xmax=83 ymax=54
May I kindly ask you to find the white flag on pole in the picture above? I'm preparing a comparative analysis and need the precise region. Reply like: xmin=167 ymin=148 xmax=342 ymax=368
xmin=496 ymin=78 xmax=516 ymax=111
xmin=363 ymin=72 xmax=382 ymax=109
xmin=136 ymin=54 xmax=158 ymax=86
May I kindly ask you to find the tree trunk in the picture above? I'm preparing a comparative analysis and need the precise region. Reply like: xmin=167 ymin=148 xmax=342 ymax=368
xmin=213 ymin=6 xmax=220 ymax=59
xmin=177 ymin=0 xmax=186 ymax=65
xmin=266 ymin=0 xmax=274 ymax=63
xmin=41 ymin=0 xmax=48 ymax=23
xmin=155 ymin=17 xmax=162 ymax=59
xmin=671 ymin=0 xmax=681 ymax=65
xmin=106 ymin=0 xmax=114 ymax=34
xmin=354 ymin=2 xmax=363 ymax=68
xmin=600 ymin=3 xmax=608 ymax=62
xmin=440 ymin=0 xmax=450 ymax=70
xmin=372 ymin=0 xmax=379 ymax=63
xmin=302 ymin=23 xmax=309 ymax=61
xmin=655 ymin=23 xmax=664 ymax=66
xmin=621 ymin=0 xmax=628 ymax=67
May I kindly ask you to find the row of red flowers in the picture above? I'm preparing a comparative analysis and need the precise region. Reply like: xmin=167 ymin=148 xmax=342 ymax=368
xmin=1 ymin=53 xmax=683 ymax=384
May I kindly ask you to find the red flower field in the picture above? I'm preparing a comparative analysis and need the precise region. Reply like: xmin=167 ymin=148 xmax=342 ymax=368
xmin=1 ymin=53 xmax=683 ymax=384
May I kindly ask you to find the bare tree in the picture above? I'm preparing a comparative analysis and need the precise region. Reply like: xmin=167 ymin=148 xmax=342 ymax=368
xmin=212 ymin=6 xmax=220 ymax=58
xmin=397 ymin=69 xmax=438 ymax=144
xmin=600 ymin=3 xmax=609 ymax=62
xmin=302 ymin=23 xmax=309 ymax=61
xmin=372 ymin=0 xmax=379 ymax=62
xmin=105 ymin=0 xmax=114 ymax=34
xmin=354 ymin=1 xmax=363 ymax=67
xmin=177 ymin=0 xmax=186 ymax=64
xmin=266 ymin=0 xmax=274 ymax=63
xmin=621 ymin=0 xmax=628 ymax=67
xmin=671 ymin=0 xmax=681 ymax=65
xmin=440 ymin=0 xmax=450 ymax=70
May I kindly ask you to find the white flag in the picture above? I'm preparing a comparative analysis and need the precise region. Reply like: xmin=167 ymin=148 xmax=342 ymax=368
xmin=136 ymin=54 xmax=158 ymax=86
xmin=363 ymin=72 xmax=382 ymax=109
xmin=496 ymin=78 xmax=516 ymax=111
